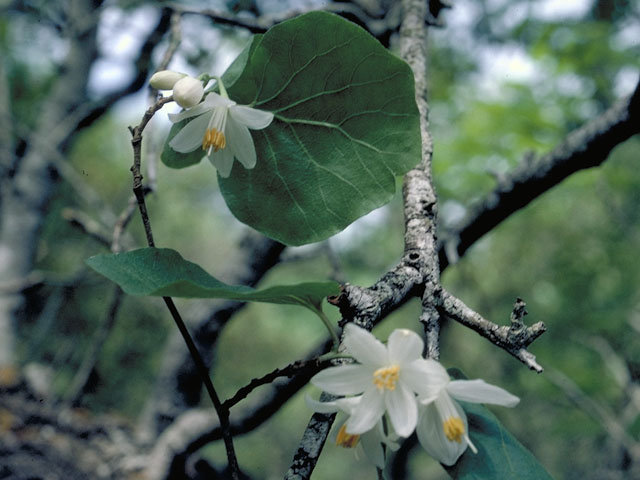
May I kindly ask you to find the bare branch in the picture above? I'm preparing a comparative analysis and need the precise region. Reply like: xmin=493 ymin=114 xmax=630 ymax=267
xmin=439 ymin=291 xmax=546 ymax=372
xmin=285 ymin=411 xmax=336 ymax=480
xmin=222 ymin=358 xmax=327 ymax=410
xmin=62 ymin=208 xmax=112 ymax=248
xmin=399 ymin=0 xmax=442 ymax=360
xmin=440 ymin=78 xmax=640 ymax=271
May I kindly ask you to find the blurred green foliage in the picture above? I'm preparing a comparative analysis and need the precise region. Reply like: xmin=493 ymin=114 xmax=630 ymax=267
xmin=5 ymin=0 xmax=639 ymax=478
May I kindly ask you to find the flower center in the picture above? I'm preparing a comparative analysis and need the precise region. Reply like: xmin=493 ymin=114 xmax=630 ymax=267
xmin=442 ymin=416 xmax=465 ymax=443
xmin=335 ymin=424 xmax=360 ymax=448
xmin=373 ymin=365 xmax=400 ymax=391
xmin=203 ymin=128 xmax=226 ymax=152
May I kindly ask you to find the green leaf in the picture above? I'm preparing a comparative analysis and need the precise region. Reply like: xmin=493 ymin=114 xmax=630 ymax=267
xmin=445 ymin=370 xmax=553 ymax=480
xmin=162 ymin=11 xmax=421 ymax=246
xmin=85 ymin=248 xmax=339 ymax=311
xmin=222 ymin=11 xmax=421 ymax=245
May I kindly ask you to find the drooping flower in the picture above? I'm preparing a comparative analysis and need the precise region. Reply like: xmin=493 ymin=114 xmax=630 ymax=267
xmin=416 ymin=360 xmax=520 ymax=466
xmin=305 ymin=395 xmax=399 ymax=469
xmin=149 ymin=70 xmax=186 ymax=90
xmin=172 ymin=76 xmax=205 ymax=108
xmin=168 ymin=92 xmax=274 ymax=177
xmin=310 ymin=324 xmax=434 ymax=437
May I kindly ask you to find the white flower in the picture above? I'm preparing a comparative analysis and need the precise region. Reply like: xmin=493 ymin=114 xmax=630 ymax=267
xmin=168 ymin=92 xmax=274 ymax=177
xmin=305 ymin=395 xmax=399 ymax=469
xmin=416 ymin=360 xmax=520 ymax=466
xmin=172 ymin=76 xmax=204 ymax=108
xmin=149 ymin=70 xmax=186 ymax=90
xmin=310 ymin=324 xmax=434 ymax=437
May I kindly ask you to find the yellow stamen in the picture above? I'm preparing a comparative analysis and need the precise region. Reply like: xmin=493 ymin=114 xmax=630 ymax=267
xmin=336 ymin=424 xmax=360 ymax=448
xmin=372 ymin=365 xmax=400 ymax=391
xmin=443 ymin=417 xmax=465 ymax=443
xmin=202 ymin=128 xmax=226 ymax=152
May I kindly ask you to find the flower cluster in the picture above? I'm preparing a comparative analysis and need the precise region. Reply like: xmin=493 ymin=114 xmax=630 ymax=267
xmin=149 ymin=70 xmax=274 ymax=177
xmin=307 ymin=324 xmax=520 ymax=468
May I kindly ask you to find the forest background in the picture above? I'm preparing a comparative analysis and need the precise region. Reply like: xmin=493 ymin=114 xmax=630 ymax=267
xmin=0 ymin=0 xmax=639 ymax=479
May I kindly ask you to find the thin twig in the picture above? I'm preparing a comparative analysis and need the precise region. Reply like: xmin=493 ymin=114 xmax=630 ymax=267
xmin=128 ymin=96 xmax=173 ymax=247
xmin=128 ymin=96 xmax=241 ymax=480
xmin=62 ymin=208 xmax=112 ymax=248
xmin=222 ymin=358 xmax=327 ymax=410
xmin=439 ymin=291 xmax=546 ymax=372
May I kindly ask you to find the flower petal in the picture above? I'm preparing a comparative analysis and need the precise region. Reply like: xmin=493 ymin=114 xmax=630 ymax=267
xmin=168 ymin=93 xmax=233 ymax=123
xmin=417 ymin=403 xmax=468 ymax=466
xmin=225 ymin=114 xmax=256 ymax=169
xmin=310 ymin=364 xmax=372 ymax=395
xmin=305 ymin=394 xmax=361 ymax=415
xmin=400 ymin=358 xmax=442 ymax=400
xmin=168 ymin=102 xmax=213 ymax=123
xmin=205 ymin=92 xmax=236 ymax=108
xmin=230 ymin=105 xmax=274 ymax=129
xmin=447 ymin=379 xmax=520 ymax=407
xmin=345 ymin=385 xmax=385 ymax=434
xmin=209 ymin=146 xmax=235 ymax=178
xmin=385 ymin=383 xmax=418 ymax=437
xmin=387 ymin=328 xmax=424 ymax=365
xmin=410 ymin=359 xmax=450 ymax=403
xmin=169 ymin=114 xmax=210 ymax=153
xmin=343 ymin=324 xmax=388 ymax=367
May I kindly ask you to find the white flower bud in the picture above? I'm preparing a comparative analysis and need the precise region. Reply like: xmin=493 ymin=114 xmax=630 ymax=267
xmin=149 ymin=70 xmax=186 ymax=90
xmin=172 ymin=76 xmax=204 ymax=108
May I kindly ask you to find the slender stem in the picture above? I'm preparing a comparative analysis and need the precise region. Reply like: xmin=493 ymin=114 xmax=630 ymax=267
xmin=129 ymin=97 xmax=241 ymax=479
xmin=213 ymin=75 xmax=229 ymax=98
xmin=315 ymin=308 xmax=340 ymax=348
xmin=162 ymin=297 xmax=241 ymax=477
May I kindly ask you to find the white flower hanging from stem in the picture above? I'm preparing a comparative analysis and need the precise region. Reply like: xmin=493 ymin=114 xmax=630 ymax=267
xmin=416 ymin=360 xmax=520 ymax=466
xmin=168 ymin=77 xmax=274 ymax=177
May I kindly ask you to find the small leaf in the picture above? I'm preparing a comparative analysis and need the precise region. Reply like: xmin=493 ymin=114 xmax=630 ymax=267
xmin=86 ymin=248 xmax=339 ymax=311
xmin=446 ymin=370 xmax=553 ymax=480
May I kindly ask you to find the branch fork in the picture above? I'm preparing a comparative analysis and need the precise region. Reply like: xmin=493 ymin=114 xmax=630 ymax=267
xmin=439 ymin=290 xmax=546 ymax=372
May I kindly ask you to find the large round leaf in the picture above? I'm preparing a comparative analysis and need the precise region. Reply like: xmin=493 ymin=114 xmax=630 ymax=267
xmin=161 ymin=11 xmax=421 ymax=245
xmin=219 ymin=11 xmax=421 ymax=245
